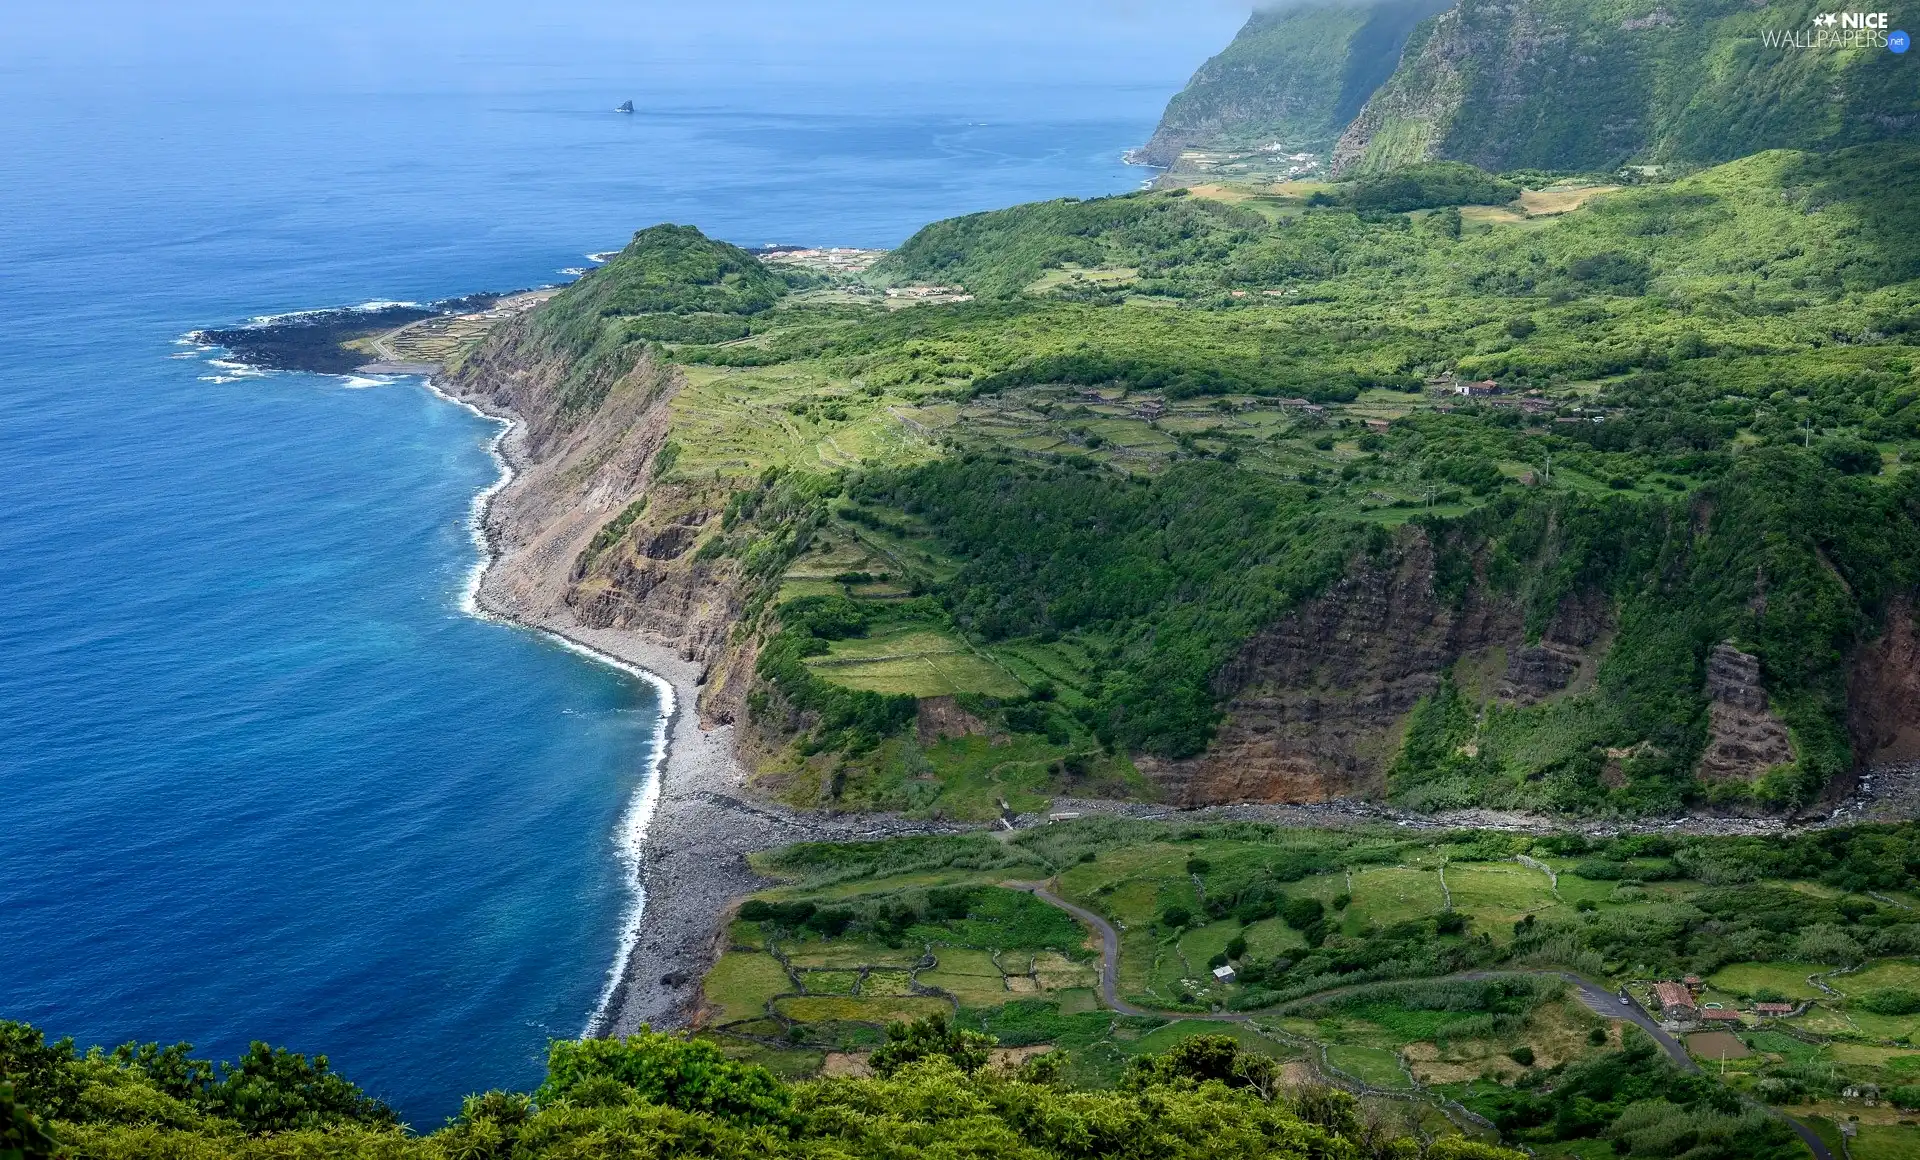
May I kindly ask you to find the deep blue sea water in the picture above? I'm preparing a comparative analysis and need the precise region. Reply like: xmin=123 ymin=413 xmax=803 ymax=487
xmin=0 ymin=5 xmax=1238 ymax=1125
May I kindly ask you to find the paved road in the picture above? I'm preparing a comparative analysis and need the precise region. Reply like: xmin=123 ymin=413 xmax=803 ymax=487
xmin=1539 ymin=972 xmax=1696 ymax=1071
xmin=1009 ymin=882 xmax=1169 ymax=1019
xmin=1009 ymin=882 xmax=1834 ymax=1160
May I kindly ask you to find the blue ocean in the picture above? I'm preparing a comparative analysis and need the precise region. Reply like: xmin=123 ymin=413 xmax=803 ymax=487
xmin=0 ymin=0 xmax=1239 ymax=1126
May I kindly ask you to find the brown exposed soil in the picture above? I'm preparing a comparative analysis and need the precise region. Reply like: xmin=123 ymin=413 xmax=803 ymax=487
xmin=1694 ymin=643 xmax=1796 ymax=782
xmin=916 ymin=695 xmax=994 ymax=746
xmin=1143 ymin=534 xmax=1610 ymax=805
xmin=1849 ymin=599 xmax=1920 ymax=766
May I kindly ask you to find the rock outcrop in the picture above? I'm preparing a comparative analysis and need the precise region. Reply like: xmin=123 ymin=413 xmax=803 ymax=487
xmin=1694 ymin=643 xmax=1795 ymax=782
xmin=1849 ymin=600 xmax=1920 ymax=767
xmin=1143 ymin=534 xmax=1608 ymax=804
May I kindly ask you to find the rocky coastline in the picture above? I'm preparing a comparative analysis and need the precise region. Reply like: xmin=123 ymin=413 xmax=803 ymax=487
xmin=438 ymin=369 xmax=967 ymax=1037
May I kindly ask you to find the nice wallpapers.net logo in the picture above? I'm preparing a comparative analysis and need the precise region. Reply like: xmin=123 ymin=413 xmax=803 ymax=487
xmin=1761 ymin=11 xmax=1911 ymax=49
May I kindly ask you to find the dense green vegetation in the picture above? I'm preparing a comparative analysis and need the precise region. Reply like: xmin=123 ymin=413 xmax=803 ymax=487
xmin=1155 ymin=0 xmax=1920 ymax=176
xmin=1341 ymin=162 xmax=1521 ymax=213
xmin=1473 ymin=1038 xmax=1802 ymax=1160
xmin=515 ymin=223 xmax=794 ymax=414
xmin=849 ymin=457 xmax=1360 ymax=757
xmin=871 ymin=192 xmax=1270 ymax=298
xmin=0 ymin=1016 xmax=1529 ymax=1160
xmin=502 ymin=137 xmax=1920 ymax=816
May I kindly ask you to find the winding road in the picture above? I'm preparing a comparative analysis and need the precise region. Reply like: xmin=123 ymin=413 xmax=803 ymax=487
xmin=1007 ymin=882 xmax=1834 ymax=1160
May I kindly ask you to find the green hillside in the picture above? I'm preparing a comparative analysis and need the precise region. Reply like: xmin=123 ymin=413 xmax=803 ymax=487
xmin=679 ymin=147 xmax=1920 ymax=816
xmin=1135 ymin=0 xmax=1455 ymax=168
xmin=501 ymin=223 xmax=795 ymax=415
xmin=1140 ymin=0 xmax=1920 ymax=178
xmin=462 ymin=142 xmax=1920 ymax=819
xmin=1336 ymin=0 xmax=1920 ymax=174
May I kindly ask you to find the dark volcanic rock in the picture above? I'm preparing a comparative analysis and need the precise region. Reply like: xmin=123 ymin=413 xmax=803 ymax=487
xmin=193 ymin=293 xmax=502 ymax=375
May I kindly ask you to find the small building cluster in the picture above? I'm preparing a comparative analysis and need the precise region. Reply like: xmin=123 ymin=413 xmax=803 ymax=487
xmin=1645 ymin=976 xmax=1799 ymax=1027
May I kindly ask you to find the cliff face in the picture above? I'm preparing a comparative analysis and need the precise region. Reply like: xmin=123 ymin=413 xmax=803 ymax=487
xmin=1137 ymin=0 xmax=1453 ymax=168
xmin=1142 ymin=534 xmax=1607 ymax=805
xmin=442 ymin=317 xmax=754 ymax=723
xmin=1850 ymin=600 xmax=1920 ymax=767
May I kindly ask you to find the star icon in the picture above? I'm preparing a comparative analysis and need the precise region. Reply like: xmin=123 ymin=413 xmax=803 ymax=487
xmin=1815 ymin=12 xmax=1839 ymax=26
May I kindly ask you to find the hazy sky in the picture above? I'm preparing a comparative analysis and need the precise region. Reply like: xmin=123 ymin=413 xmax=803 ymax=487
xmin=6 ymin=1 xmax=1255 ymax=97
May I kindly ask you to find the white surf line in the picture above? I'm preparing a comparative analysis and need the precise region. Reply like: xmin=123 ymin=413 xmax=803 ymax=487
xmin=420 ymin=372 xmax=677 ymax=1037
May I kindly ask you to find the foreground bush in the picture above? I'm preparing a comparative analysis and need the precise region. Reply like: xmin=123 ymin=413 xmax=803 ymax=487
xmin=0 ymin=1020 xmax=1527 ymax=1160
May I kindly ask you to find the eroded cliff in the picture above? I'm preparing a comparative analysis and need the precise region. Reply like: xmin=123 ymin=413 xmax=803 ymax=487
xmin=442 ymin=315 xmax=756 ymax=726
xmin=1142 ymin=533 xmax=1608 ymax=805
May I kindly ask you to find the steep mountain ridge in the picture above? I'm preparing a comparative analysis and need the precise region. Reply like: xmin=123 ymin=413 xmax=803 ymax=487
xmin=1334 ymin=0 xmax=1920 ymax=175
xmin=1144 ymin=0 xmax=1920 ymax=177
xmin=1135 ymin=0 xmax=1455 ymax=168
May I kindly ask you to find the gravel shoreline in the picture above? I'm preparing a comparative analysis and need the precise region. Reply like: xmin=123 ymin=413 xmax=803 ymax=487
xmin=445 ymin=378 xmax=965 ymax=1038
xmin=505 ymin=621 xmax=963 ymax=1037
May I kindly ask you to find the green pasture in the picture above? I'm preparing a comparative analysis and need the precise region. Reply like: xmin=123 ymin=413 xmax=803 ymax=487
xmin=1708 ymin=962 xmax=1834 ymax=1001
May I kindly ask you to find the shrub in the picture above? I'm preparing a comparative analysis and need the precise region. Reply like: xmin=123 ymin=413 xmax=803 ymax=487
xmin=1820 ymin=438 xmax=1883 ymax=475
xmin=739 ymin=900 xmax=817 ymax=927
xmin=1280 ymin=897 xmax=1325 ymax=930
xmin=1856 ymin=988 xmax=1920 ymax=1015
xmin=0 ymin=1083 xmax=55 ymax=1160
xmin=869 ymin=1014 xmax=994 ymax=1077
xmin=1160 ymin=906 xmax=1193 ymax=929
xmin=537 ymin=1033 xmax=791 ymax=1129
xmin=1572 ymin=860 xmax=1626 ymax=880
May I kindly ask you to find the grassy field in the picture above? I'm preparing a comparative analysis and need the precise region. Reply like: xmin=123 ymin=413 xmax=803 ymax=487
xmin=1857 ymin=1124 xmax=1920 ymax=1160
xmin=1707 ymin=962 xmax=1833 ymax=1001
xmin=804 ymin=625 xmax=1027 ymax=697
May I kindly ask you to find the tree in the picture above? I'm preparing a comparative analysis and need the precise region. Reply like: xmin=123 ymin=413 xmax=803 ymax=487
xmin=1124 ymin=1034 xmax=1282 ymax=1098
xmin=537 ymin=1031 xmax=791 ymax=1129
xmin=207 ymin=1042 xmax=397 ymax=1132
xmin=868 ymin=1015 xmax=996 ymax=1077
xmin=0 ymin=1083 xmax=56 ymax=1160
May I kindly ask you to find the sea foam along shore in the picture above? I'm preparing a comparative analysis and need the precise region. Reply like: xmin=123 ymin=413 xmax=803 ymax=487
xmin=421 ymin=371 xmax=966 ymax=1038
xmin=420 ymin=372 xmax=688 ymax=1035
